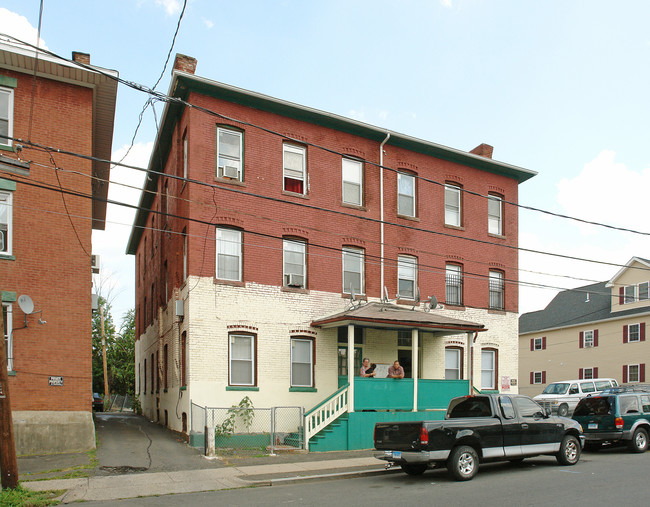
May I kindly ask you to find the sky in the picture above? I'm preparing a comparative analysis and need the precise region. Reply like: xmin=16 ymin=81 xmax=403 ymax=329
xmin=2 ymin=0 xmax=650 ymax=324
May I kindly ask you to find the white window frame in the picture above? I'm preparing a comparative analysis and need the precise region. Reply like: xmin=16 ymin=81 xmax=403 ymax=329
xmin=584 ymin=330 xmax=594 ymax=348
xmin=283 ymin=239 xmax=306 ymax=288
xmin=533 ymin=371 xmax=543 ymax=384
xmin=489 ymin=270 xmax=504 ymax=310
xmin=628 ymin=364 xmax=640 ymax=383
xmin=445 ymin=184 xmax=461 ymax=227
xmin=216 ymin=228 xmax=242 ymax=282
xmin=583 ymin=367 xmax=595 ymax=380
xmin=397 ymin=255 xmax=417 ymax=300
xmin=291 ymin=337 xmax=313 ymax=387
xmin=629 ymin=323 xmax=640 ymax=342
xmin=639 ymin=282 xmax=649 ymax=301
xmin=0 ymin=87 xmax=14 ymax=148
xmin=0 ymin=191 xmax=12 ymax=256
xmin=216 ymin=127 xmax=243 ymax=181
xmin=445 ymin=347 xmax=462 ymax=380
xmin=229 ymin=334 xmax=255 ymax=386
xmin=445 ymin=263 xmax=463 ymax=306
xmin=3 ymin=303 xmax=12 ymax=371
xmin=533 ymin=337 xmax=543 ymax=351
xmin=624 ymin=284 xmax=636 ymax=304
xmin=481 ymin=349 xmax=496 ymax=390
xmin=488 ymin=194 xmax=503 ymax=235
xmin=397 ymin=172 xmax=416 ymax=217
xmin=342 ymin=247 xmax=364 ymax=295
xmin=283 ymin=144 xmax=306 ymax=194
xmin=342 ymin=158 xmax=363 ymax=206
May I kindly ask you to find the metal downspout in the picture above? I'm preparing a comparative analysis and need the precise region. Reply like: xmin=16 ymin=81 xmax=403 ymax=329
xmin=379 ymin=133 xmax=390 ymax=293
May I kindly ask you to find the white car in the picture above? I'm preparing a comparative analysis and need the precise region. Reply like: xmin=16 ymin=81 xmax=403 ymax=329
xmin=533 ymin=378 xmax=618 ymax=416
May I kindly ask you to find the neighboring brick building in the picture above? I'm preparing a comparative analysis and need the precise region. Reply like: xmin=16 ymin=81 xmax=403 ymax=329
xmin=126 ymin=54 xmax=535 ymax=449
xmin=519 ymin=256 xmax=650 ymax=399
xmin=0 ymin=41 xmax=117 ymax=453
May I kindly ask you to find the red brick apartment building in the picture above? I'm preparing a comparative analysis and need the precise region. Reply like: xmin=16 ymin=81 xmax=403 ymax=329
xmin=0 ymin=41 xmax=117 ymax=453
xmin=127 ymin=54 xmax=535 ymax=450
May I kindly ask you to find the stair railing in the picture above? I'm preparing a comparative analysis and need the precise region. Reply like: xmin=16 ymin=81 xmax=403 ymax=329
xmin=304 ymin=384 xmax=349 ymax=450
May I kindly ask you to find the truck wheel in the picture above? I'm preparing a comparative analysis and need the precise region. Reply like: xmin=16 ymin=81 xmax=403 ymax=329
xmin=557 ymin=404 xmax=569 ymax=417
xmin=401 ymin=464 xmax=427 ymax=476
xmin=447 ymin=445 xmax=479 ymax=481
xmin=556 ymin=435 xmax=580 ymax=466
xmin=627 ymin=428 xmax=649 ymax=453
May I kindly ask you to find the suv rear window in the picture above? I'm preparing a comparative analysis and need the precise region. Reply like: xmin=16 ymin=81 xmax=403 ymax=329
xmin=594 ymin=380 xmax=611 ymax=391
xmin=574 ymin=397 xmax=613 ymax=416
xmin=448 ymin=397 xmax=492 ymax=418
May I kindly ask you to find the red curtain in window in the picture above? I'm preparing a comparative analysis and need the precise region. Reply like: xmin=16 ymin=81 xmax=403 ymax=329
xmin=284 ymin=178 xmax=303 ymax=194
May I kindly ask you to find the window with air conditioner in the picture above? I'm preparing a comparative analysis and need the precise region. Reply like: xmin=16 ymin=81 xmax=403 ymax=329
xmin=283 ymin=239 xmax=306 ymax=288
xmin=216 ymin=127 xmax=243 ymax=181
xmin=0 ymin=191 xmax=12 ymax=256
xmin=0 ymin=87 xmax=13 ymax=148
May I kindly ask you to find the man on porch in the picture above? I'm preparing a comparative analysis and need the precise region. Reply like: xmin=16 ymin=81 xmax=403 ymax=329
xmin=387 ymin=361 xmax=405 ymax=379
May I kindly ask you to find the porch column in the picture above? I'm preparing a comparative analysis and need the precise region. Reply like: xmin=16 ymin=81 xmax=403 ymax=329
xmin=412 ymin=328 xmax=419 ymax=412
xmin=467 ymin=332 xmax=473 ymax=395
xmin=348 ymin=324 xmax=355 ymax=413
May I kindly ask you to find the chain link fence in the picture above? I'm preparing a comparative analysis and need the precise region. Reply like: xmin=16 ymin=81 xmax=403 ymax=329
xmin=190 ymin=403 xmax=304 ymax=456
xmin=106 ymin=394 xmax=134 ymax=412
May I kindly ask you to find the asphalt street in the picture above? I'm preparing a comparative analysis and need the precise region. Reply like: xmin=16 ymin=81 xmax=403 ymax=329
xmin=76 ymin=446 xmax=650 ymax=506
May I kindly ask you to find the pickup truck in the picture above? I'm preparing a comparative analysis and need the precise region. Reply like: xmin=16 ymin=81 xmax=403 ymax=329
xmin=374 ymin=394 xmax=584 ymax=481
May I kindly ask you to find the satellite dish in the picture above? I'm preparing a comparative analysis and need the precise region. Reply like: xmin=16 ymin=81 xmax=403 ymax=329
xmin=18 ymin=295 xmax=34 ymax=314
xmin=428 ymin=295 xmax=438 ymax=310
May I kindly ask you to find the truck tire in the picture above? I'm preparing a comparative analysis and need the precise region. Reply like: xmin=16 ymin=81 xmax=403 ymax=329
xmin=447 ymin=445 xmax=479 ymax=481
xmin=401 ymin=464 xmax=427 ymax=476
xmin=556 ymin=434 xmax=580 ymax=465
xmin=557 ymin=404 xmax=569 ymax=417
xmin=627 ymin=427 xmax=649 ymax=453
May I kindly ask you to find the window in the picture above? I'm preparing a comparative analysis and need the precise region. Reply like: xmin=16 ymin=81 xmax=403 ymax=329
xmin=488 ymin=194 xmax=503 ymax=235
xmin=397 ymin=330 xmax=412 ymax=347
xmin=0 ymin=191 xmax=12 ymax=255
xmin=624 ymin=284 xmax=636 ymax=304
xmin=397 ymin=255 xmax=417 ymax=299
xmin=337 ymin=327 xmax=364 ymax=344
xmin=532 ymin=371 xmax=544 ymax=384
xmin=3 ymin=303 xmax=12 ymax=371
xmin=627 ymin=365 xmax=640 ymax=383
xmin=532 ymin=337 xmax=546 ymax=351
xmin=217 ymin=127 xmax=243 ymax=180
xmin=337 ymin=346 xmax=361 ymax=377
xmin=182 ymin=130 xmax=188 ymax=180
xmin=283 ymin=239 xmax=306 ymax=288
xmin=342 ymin=158 xmax=363 ymax=206
xmin=620 ymin=395 xmax=640 ymax=414
xmin=163 ymin=344 xmax=168 ymax=390
xmin=397 ymin=172 xmax=415 ymax=217
xmin=216 ymin=228 xmax=242 ymax=281
xmin=445 ymin=264 xmax=463 ymax=306
xmin=499 ymin=396 xmax=515 ymax=419
xmin=628 ymin=323 xmax=640 ymax=343
xmin=583 ymin=330 xmax=595 ymax=348
xmin=342 ymin=247 xmax=364 ymax=294
xmin=513 ymin=396 xmax=543 ymax=418
xmin=291 ymin=338 xmax=314 ymax=387
xmin=445 ymin=347 xmax=462 ymax=380
xmin=444 ymin=184 xmax=461 ymax=227
xmin=640 ymin=282 xmax=649 ymax=301
xmin=283 ymin=144 xmax=306 ymax=194
xmin=0 ymin=87 xmax=13 ymax=147
xmin=182 ymin=229 xmax=187 ymax=281
xmin=229 ymin=334 xmax=255 ymax=386
xmin=481 ymin=349 xmax=497 ymax=390
xmin=489 ymin=270 xmax=504 ymax=310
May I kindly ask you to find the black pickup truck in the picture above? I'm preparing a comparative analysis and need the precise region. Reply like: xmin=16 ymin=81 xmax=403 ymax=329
xmin=374 ymin=394 xmax=584 ymax=480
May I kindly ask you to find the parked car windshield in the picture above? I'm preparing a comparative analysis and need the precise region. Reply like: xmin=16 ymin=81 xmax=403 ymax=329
xmin=542 ymin=383 xmax=569 ymax=395
xmin=573 ymin=396 xmax=613 ymax=416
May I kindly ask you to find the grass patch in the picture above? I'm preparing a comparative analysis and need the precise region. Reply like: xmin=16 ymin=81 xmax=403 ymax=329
xmin=0 ymin=485 xmax=62 ymax=506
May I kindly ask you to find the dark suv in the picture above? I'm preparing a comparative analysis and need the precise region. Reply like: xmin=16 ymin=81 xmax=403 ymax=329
xmin=572 ymin=391 xmax=650 ymax=452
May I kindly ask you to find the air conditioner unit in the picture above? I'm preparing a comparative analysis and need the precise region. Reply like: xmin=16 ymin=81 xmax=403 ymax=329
xmin=222 ymin=165 xmax=239 ymax=179
xmin=91 ymin=254 xmax=100 ymax=274
xmin=287 ymin=273 xmax=303 ymax=288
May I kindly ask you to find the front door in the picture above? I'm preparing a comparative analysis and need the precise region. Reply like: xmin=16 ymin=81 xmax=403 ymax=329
xmin=397 ymin=349 xmax=412 ymax=378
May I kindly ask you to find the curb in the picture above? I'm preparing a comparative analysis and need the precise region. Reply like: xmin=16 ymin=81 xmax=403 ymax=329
xmin=244 ymin=466 xmax=401 ymax=486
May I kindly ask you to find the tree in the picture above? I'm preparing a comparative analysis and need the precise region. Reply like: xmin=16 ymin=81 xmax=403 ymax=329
xmin=92 ymin=299 xmax=135 ymax=396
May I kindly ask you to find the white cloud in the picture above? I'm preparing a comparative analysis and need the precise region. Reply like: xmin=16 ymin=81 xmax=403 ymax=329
xmin=155 ymin=0 xmax=182 ymax=16
xmin=0 ymin=8 xmax=48 ymax=49
xmin=348 ymin=109 xmax=366 ymax=121
xmin=440 ymin=0 xmax=453 ymax=8
xmin=203 ymin=18 xmax=214 ymax=29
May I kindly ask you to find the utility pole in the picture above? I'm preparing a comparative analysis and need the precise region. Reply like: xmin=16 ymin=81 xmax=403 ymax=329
xmin=100 ymin=304 xmax=109 ymax=406
xmin=0 ymin=285 xmax=19 ymax=489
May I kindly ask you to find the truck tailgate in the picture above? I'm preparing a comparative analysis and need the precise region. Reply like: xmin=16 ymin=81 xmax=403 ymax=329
xmin=375 ymin=422 xmax=423 ymax=451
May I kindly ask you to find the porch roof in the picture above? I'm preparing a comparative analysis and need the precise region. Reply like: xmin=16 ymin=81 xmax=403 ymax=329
xmin=311 ymin=302 xmax=486 ymax=335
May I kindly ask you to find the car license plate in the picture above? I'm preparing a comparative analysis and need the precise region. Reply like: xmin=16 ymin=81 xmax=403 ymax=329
xmin=588 ymin=423 xmax=598 ymax=430
xmin=392 ymin=451 xmax=402 ymax=459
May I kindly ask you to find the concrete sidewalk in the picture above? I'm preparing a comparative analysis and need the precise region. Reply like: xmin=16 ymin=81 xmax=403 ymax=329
xmin=23 ymin=455 xmax=392 ymax=503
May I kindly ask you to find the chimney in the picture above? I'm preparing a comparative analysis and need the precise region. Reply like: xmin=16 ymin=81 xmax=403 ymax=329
xmin=72 ymin=51 xmax=90 ymax=65
xmin=469 ymin=143 xmax=494 ymax=159
xmin=173 ymin=54 xmax=197 ymax=75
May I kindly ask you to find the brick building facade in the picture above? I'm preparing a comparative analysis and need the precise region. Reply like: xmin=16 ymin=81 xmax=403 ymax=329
xmin=0 ymin=42 xmax=117 ymax=453
xmin=127 ymin=54 xmax=535 ymax=447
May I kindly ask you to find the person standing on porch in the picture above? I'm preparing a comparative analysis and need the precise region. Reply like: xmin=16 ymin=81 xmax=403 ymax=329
xmin=360 ymin=358 xmax=376 ymax=377
xmin=387 ymin=361 xmax=405 ymax=379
